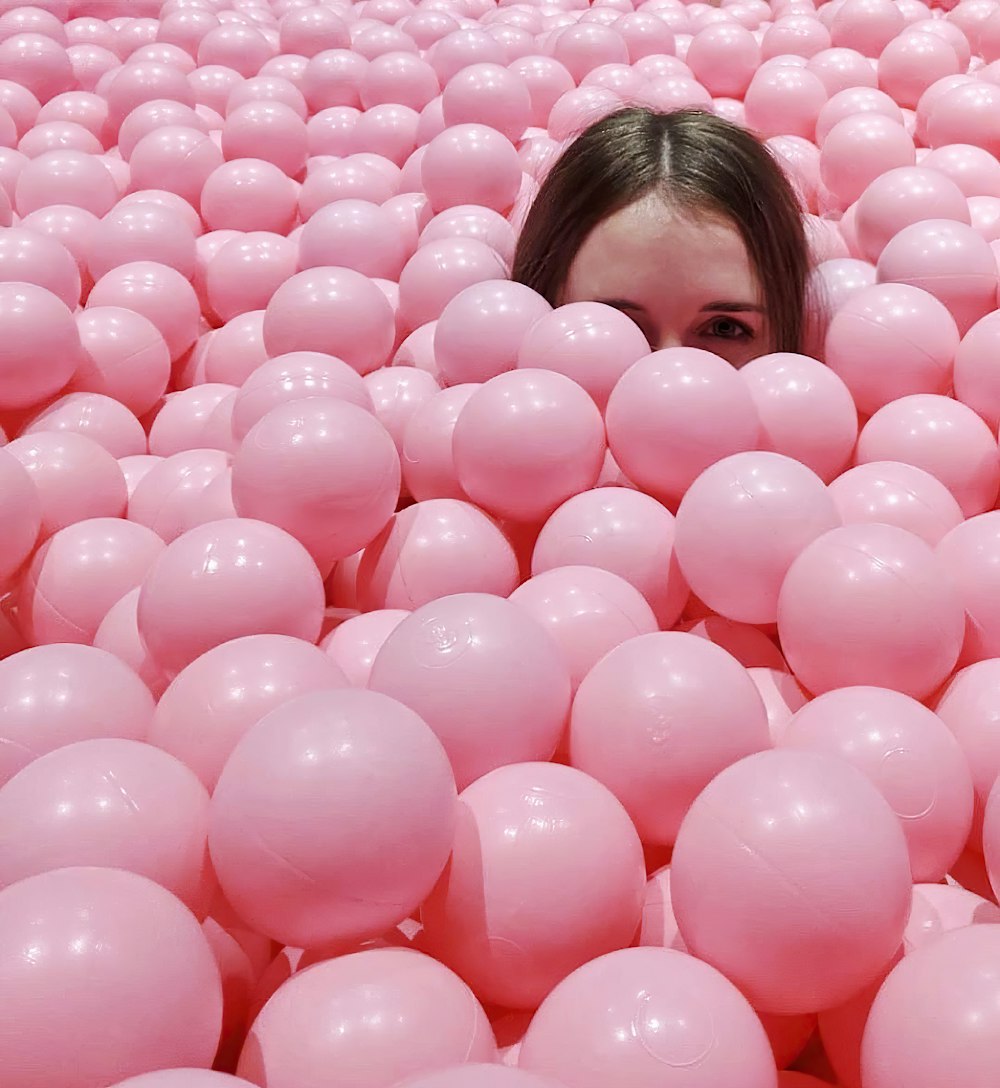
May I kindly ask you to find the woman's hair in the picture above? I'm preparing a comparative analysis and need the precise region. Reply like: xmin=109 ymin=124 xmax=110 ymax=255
xmin=511 ymin=107 xmax=811 ymax=355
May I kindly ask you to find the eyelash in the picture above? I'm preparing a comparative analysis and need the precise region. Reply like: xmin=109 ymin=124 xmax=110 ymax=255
xmin=701 ymin=317 xmax=754 ymax=341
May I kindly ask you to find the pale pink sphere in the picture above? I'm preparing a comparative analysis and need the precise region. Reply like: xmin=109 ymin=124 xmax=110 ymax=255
xmin=878 ymin=30 xmax=961 ymax=111
xmin=232 ymin=398 xmax=400 ymax=572
xmin=829 ymin=461 xmax=964 ymax=547
xmin=353 ymin=103 xmax=418 ymax=167
xmin=105 ymin=61 xmax=196 ymax=132
xmin=0 ymin=79 xmax=41 ymax=138
xmin=675 ymin=452 xmax=839 ymax=626
xmin=748 ymin=666 xmax=809 ymax=744
xmin=263 ymin=267 xmax=395 ymax=376
xmin=188 ymin=63 xmax=245 ymax=116
xmin=129 ymin=43 xmax=197 ymax=75
xmin=0 ymin=32 xmax=74 ymax=104
xmin=915 ymin=75 xmax=976 ymax=146
xmin=146 ymin=383 xmax=234 ymax=457
xmin=238 ymin=949 xmax=495 ymax=1088
xmin=356 ymin=52 xmax=437 ymax=112
xmin=6 ymin=430 xmax=126 ymax=538
xmin=508 ymin=55 xmax=574 ymax=129
xmin=421 ymin=761 xmax=643 ymax=1009
xmin=0 ymin=737 xmax=212 ymax=912
xmin=606 ymin=347 xmax=761 ymax=508
xmin=857 ymin=392 xmax=1000 ymax=517
xmin=452 ymin=368 xmax=604 ymax=524
xmin=398 ymin=237 xmax=508 ymax=332
xmin=353 ymin=24 xmax=419 ymax=64
xmin=440 ymin=62 xmax=530 ymax=144
xmin=226 ymin=74 xmax=307 ymax=119
xmin=825 ymin=282 xmax=960 ymax=415
xmin=13 ymin=148 xmax=118 ymax=217
xmin=110 ymin=1073 xmax=259 ymax=1088
xmin=762 ymin=13 xmax=831 ymax=58
xmin=829 ymin=0 xmax=903 ymax=55
xmin=87 ymin=200 xmax=197 ymax=283
xmin=807 ymin=47 xmax=877 ymax=95
xmin=199 ymin=310 xmax=267 ymax=387
xmin=363 ymin=365 xmax=440 ymax=455
xmin=0 ymin=867 xmax=222 ymax=1088
xmin=16 ymin=204 xmax=97 ymax=291
xmin=205 ymin=232 xmax=296 ymax=323
xmin=740 ymin=351 xmax=858 ymax=483
xmin=393 ymin=320 xmax=439 ymax=375
xmin=937 ymin=511 xmax=1000 ymax=667
xmin=926 ymin=81 xmax=1000 ymax=159
xmin=149 ymin=633 xmax=347 ymax=791
xmin=429 ymin=27 xmax=505 ymax=84
xmin=877 ymin=218 xmax=999 ymax=336
xmin=685 ymin=22 xmax=761 ymax=100
xmin=580 ymin=62 xmax=643 ymax=100
xmin=17 ymin=516 xmax=163 ymax=646
xmin=545 ymin=85 xmax=623 ymax=143
xmin=550 ymin=22 xmax=629 ymax=81
xmin=200 ymin=158 xmax=298 ymax=234
xmin=369 ymin=593 xmax=571 ymax=790
xmin=922 ymin=143 xmax=1000 ymax=199
xmin=767 ymin=134 xmax=821 ymax=213
xmin=117 ymin=100 xmax=206 ymax=161
xmin=673 ymin=748 xmax=912 ymax=1015
xmin=126 ymin=448 xmax=230 ymax=543
xmin=18 ymin=118 xmax=102 ymax=157
xmin=278 ymin=5 xmax=348 ymax=57
xmin=614 ymin=10 xmax=677 ymax=60
xmin=319 ymin=608 xmax=406 ymax=688
xmin=420 ymin=123 xmax=521 ymax=215
xmin=395 ymin=1068 xmax=565 ymax=1088
xmin=820 ymin=114 xmax=915 ymax=210
xmin=298 ymin=199 xmax=409 ymax=281
xmin=419 ymin=205 xmax=516 ymax=266
xmin=781 ymin=687 xmax=972 ymax=882
xmin=197 ymin=23 xmax=274 ymax=78
xmin=67 ymin=43 xmax=119 ymax=92
xmin=915 ymin=17 xmax=972 ymax=66
xmin=743 ymin=63 xmax=827 ymax=139
xmin=0 ymin=224 xmax=80 ymax=308
xmin=209 ymin=686 xmax=455 ymax=947
xmin=157 ymin=9 xmax=221 ymax=57
xmin=0 ymin=6 xmax=67 ymax=46
xmin=117 ymin=454 xmax=161 ymax=501
xmin=968 ymin=194 xmax=1000 ymax=242
xmin=400 ymin=383 xmax=476 ymax=502
xmin=570 ymin=630 xmax=769 ymax=846
xmin=0 ymin=448 xmax=40 ymax=587
xmin=777 ymin=522 xmax=964 ymax=699
xmin=356 ymin=498 xmax=518 ymax=611
xmin=955 ymin=312 xmax=1000 ymax=431
xmin=22 ymin=389 xmax=146 ymax=458
xmin=854 ymin=165 xmax=971 ymax=264
xmin=221 ymin=100 xmax=306 ymax=177
xmin=127 ymin=126 xmax=222 ymax=206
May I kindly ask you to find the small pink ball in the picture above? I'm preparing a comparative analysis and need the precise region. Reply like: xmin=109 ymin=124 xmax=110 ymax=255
xmin=364 ymin=365 xmax=440 ymax=454
xmin=14 ymin=148 xmax=118 ymax=217
xmin=146 ymin=384 xmax=235 ymax=457
xmin=128 ymin=125 xmax=223 ymax=205
xmin=88 ymin=199 xmax=197 ymax=282
xmin=0 ymin=224 xmax=80 ymax=308
xmin=301 ymin=49 xmax=366 ymax=111
xmin=205 ymin=231 xmax=297 ymax=323
xmin=321 ymin=608 xmax=408 ymax=688
xmin=922 ymin=142 xmax=1000 ymax=199
xmin=878 ymin=29 xmax=961 ymax=110
xmin=221 ymin=99 xmax=307 ymax=177
xmin=278 ymin=5 xmax=349 ymax=57
xmin=743 ymin=63 xmax=828 ymax=139
xmin=441 ymin=62 xmax=530 ymax=144
xmin=353 ymin=102 xmax=418 ymax=167
xmin=508 ymin=54 xmax=574 ymax=129
xmin=0 ymin=32 xmax=73 ymax=104
xmin=926 ymin=80 xmax=1000 ymax=159
xmin=200 ymin=158 xmax=298 ymax=233
xmin=420 ymin=122 xmax=521 ymax=215
xmin=0 ymin=281 xmax=80 ymax=411
xmin=820 ymin=114 xmax=915 ymax=210
xmin=430 ymin=27 xmax=505 ymax=84
xmin=418 ymin=204 xmax=515 ymax=266
xmin=197 ymin=23 xmax=275 ymax=78
xmin=829 ymin=0 xmax=904 ymax=56
xmin=807 ymin=46 xmax=877 ymax=95
xmin=359 ymin=51 xmax=439 ymax=111
xmin=400 ymin=383 xmax=476 ymax=502
xmin=398 ymin=236 xmax=508 ymax=332
xmin=299 ymin=199 xmax=409 ymax=281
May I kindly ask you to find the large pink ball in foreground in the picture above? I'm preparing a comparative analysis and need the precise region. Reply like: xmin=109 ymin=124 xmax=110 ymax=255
xmin=570 ymin=632 xmax=770 ymax=847
xmin=0 ymin=866 xmax=222 ymax=1088
xmin=148 ymin=634 xmax=348 ymax=792
xmin=0 ymin=738 xmax=213 ymax=914
xmin=369 ymin=593 xmax=571 ymax=790
xmin=452 ymin=368 xmax=605 ymax=524
xmin=137 ymin=518 xmax=325 ymax=678
xmin=778 ymin=522 xmax=964 ymax=699
xmin=672 ymin=748 xmax=913 ymax=1015
xmin=780 ymin=686 xmax=972 ymax=882
xmin=518 ymin=947 xmax=778 ymax=1088
xmin=210 ymin=688 xmax=456 ymax=948
xmin=110 ymin=1074 xmax=256 ymax=1088
xmin=675 ymin=452 xmax=839 ymax=625
xmin=421 ymin=761 xmax=645 ymax=1010
xmin=862 ymin=926 xmax=1000 ymax=1088
xmin=238 ymin=949 xmax=496 ymax=1088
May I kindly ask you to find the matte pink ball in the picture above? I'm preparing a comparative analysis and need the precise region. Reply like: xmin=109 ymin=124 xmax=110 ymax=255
xmin=606 ymin=347 xmax=761 ymax=507
xmin=136 ymin=518 xmax=324 ymax=678
xmin=210 ymin=687 xmax=455 ymax=947
xmin=777 ymin=522 xmax=964 ymax=700
xmin=369 ymin=593 xmax=571 ymax=790
xmin=570 ymin=631 xmax=770 ymax=846
xmin=232 ymin=397 xmax=400 ymax=573
xmin=0 ymin=281 xmax=80 ymax=410
xmin=420 ymin=123 xmax=521 ymax=214
xmin=238 ymin=949 xmax=495 ymax=1088
xmin=743 ymin=64 xmax=827 ymax=140
xmin=6 ymin=431 xmax=126 ymax=538
xmin=0 ymin=738 xmax=212 ymax=912
xmin=263 ymin=266 xmax=395 ymax=377
xmin=862 ymin=926 xmax=1000 ymax=1088
xmin=856 ymin=393 xmax=1000 ymax=517
xmin=937 ymin=511 xmax=1000 ymax=667
xmin=740 ymin=352 xmax=857 ymax=484
xmin=781 ymin=687 xmax=972 ymax=882
xmin=18 ymin=517 xmax=164 ymax=646
xmin=673 ymin=748 xmax=912 ymax=1015
xmin=820 ymin=115 xmax=915 ymax=210
xmin=0 ymin=643 xmax=154 ymax=787
xmin=955 ymin=311 xmax=1000 ymax=433
xmin=421 ymin=761 xmax=644 ymax=1009
xmin=452 ymin=368 xmax=604 ymax=524
xmin=0 ymin=867 xmax=222 ymax=1088
xmin=149 ymin=633 xmax=346 ymax=792
xmin=519 ymin=947 xmax=777 ymax=1088
xmin=399 ymin=237 xmax=508 ymax=332
xmin=73 ymin=306 xmax=170 ymax=417
xmin=877 ymin=218 xmax=999 ymax=335
xmin=829 ymin=461 xmax=963 ymax=546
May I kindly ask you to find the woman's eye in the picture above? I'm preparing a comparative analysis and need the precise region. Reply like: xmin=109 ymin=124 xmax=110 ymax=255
xmin=704 ymin=317 xmax=753 ymax=341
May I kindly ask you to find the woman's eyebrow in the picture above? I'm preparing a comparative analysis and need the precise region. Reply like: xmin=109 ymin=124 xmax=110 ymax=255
xmin=701 ymin=301 xmax=766 ymax=314
xmin=597 ymin=298 xmax=644 ymax=312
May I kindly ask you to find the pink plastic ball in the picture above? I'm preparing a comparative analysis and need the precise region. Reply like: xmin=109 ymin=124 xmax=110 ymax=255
xmin=400 ymin=383 xmax=475 ymax=502
xmin=128 ymin=126 xmax=223 ymax=206
xmin=227 ymin=74 xmax=307 ymax=119
xmin=673 ymin=747 xmax=911 ymax=1015
xmin=23 ymin=387 xmax=146 ymax=457
xmin=205 ymin=232 xmax=296 ymax=323
xmin=238 ymin=948 xmax=495 ymax=1088
xmin=117 ymin=100 xmax=206 ymax=162
xmin=778 ymin=522 xmax=964 ymax=699
xmin=106 ymin=61 xmax=196 ymax=132
xmin=10 ymin=210 xmax=93 ymax=300
xmin=937 ymin=511 xmax=1000 ymax=667
xmin=922 ymin=143 xmax=1000 ymax=199
xmin=278 ymin=5 xmax=348 ymax=57
xmin=188 ymin=64 xmax=246 ymax=116
xmin=743 ymin=64 xmax=827 ymax=140
xmin=263 ymin=267 xmax=395 ymax=376
xmin=815 ymin=86 xmax=903 ymax=145
xmin=145 ymin=383 xmax=234 ymax=457
xmin=820 ymin=115 xmax=915 ymax=210
xmin=396 ymin=1068 xmax=564 ymax=1088
xmin=0 ymin=448 xmax=40 ymax=586
xmin=781 ymin=687 xmax=972 ymax=881
xmin=221 ymin=100 xmax=306 ymax=177
xmin=197 ymin=23 xmax=274 ymax=78
xmin=829 ymin=461 xmax=964 ymax=546
xmin=606 ymin=348 xmax=761 ymax=508
xmin=126 ymin=448 xmax=229 ymax=543
xmin=353 ymin=24 xmax=419 ymax=64
xmin=0 ymin=867 xmax=222 ymax=1088
xmin=18 ymin=118 xmax=102 ymax=157
xmin=369 ymin=593 xmax=571 ymax=790
xmin=363 ymin=366 xmax=440 ymax=453
xmin=0 ymin=32 xmax=73 ymax=103
xmin=926 ymin=81 xmax=1000 ymax=159
xmin=110 ymin=1073 xmax=257 ymax=1088
xmin=149 ymin=633 xmax=347 ymax=791
xmin=299 ymin=154 xmax=397 ymax=215
xmin=856 ymin=393 xmax=1000 ymax=517
xmin=825 ymin=282 xmax=960 ymax=415
xmin=954 ymin=312 xmax=1000 ymax=431
xmin=6 ymin=430 xmax=126 ymax=538
xmin=298 ymin=199 xmax=408 ymax=281
xmin=398 ymin=237 xmax=508 ymax=333
xmin=232 ymin=398 xmax=400 ymax=572
xmin=420 ymin=123 xmax=521 ymax=215
xmin=0 ymin=281 xmax=80 ymax=411
xmin=675 ymin=452 xmax=839 ymax=626
xmin=13 ymin=147 xmax=118 ymax=218
xmin=829 ymin=0 xmax=904 ymax=55
xmin=88 ymin=200 xmax=197 ymax=283
xmin=321 ymin=609 xmax=408 ymax=689
xmin=685 ymin=23 xmax=760 ymax=97
xmin=507 ymin=55 xmax=574 ymax=130
xmin=67 ymin=42 xmax=119 ymax=93
xmin=356 ymin=52 xmax=437 ymax=112
xmin=421 ymin=761 xmax=643 ymax=1009
xmin=879 ymin=30 xmax=961 ymax=110
xmin=137 ymin=518 xmax=323 ymax=678
xmin=200 ymin=158 xmax=298 ymax=234
xmin=440 ymin=62 xmax=530 ymax=144
xmin=419 ymin=205 xmax=515 ymax=266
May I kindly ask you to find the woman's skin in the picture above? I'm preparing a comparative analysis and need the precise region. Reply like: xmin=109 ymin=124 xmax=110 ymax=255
xmin=561 ymin=192 xmax=771 ymax=369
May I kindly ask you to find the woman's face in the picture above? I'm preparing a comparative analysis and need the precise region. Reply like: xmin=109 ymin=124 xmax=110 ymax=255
xmin=561 ymin=193 xmax=771 ymax=369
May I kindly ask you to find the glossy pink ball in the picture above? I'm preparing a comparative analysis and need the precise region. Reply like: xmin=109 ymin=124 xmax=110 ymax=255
xmin=222 ymin=100 xmax=307 ymax=177
xmin=954 ymin=311 xmax=1000 ymax=430
xmin=398 ymin=237 xmax=508 ymax=332
xmin=146 ymin=384 xmax=236 ymax=457
xmin=420 ymin=122 xmax=521 ymax=214
xmin=6 ymin=214 xmax=90 ymax=303
xmin=820 ymin=115 xmax=915 ymax=210
xmin=0 ymin=449 xmax=40 ymax=587
xmin=0 ymin=32 xmax=74 ymax=104
xmin=400 ymin=383 xmax=476 ymax=502
xmin=879 ymin=29 xmax=961 ymax=110
xmin=0 ymin=281 xmax=80 ymax=410
xmin=441 ymin=62 xmax=530 ymax=144
xmin=926 ymin=81 xmax=1000 ymax=159
xmin=815 ymin=86 xmax=903 ymax=144
xmin=298 ymin=199 xmax=409 ymax=281
xmin=743 ymin=64 xmax=827 ymax=140
xmin=686 ymin=23 xmax=760 ymax=97
xmin=88 ymin=200 xmax=198 ymax=282
xmin=201 ymin=158 xmax=299 ymax=233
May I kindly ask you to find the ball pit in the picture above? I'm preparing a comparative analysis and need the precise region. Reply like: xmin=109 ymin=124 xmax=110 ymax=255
xmin=6 ymin=0 xmax=1000 ymax=1085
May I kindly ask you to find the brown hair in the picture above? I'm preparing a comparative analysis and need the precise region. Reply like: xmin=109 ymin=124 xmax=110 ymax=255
xmin=511 ymin=107 xmax=811 ymax=355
